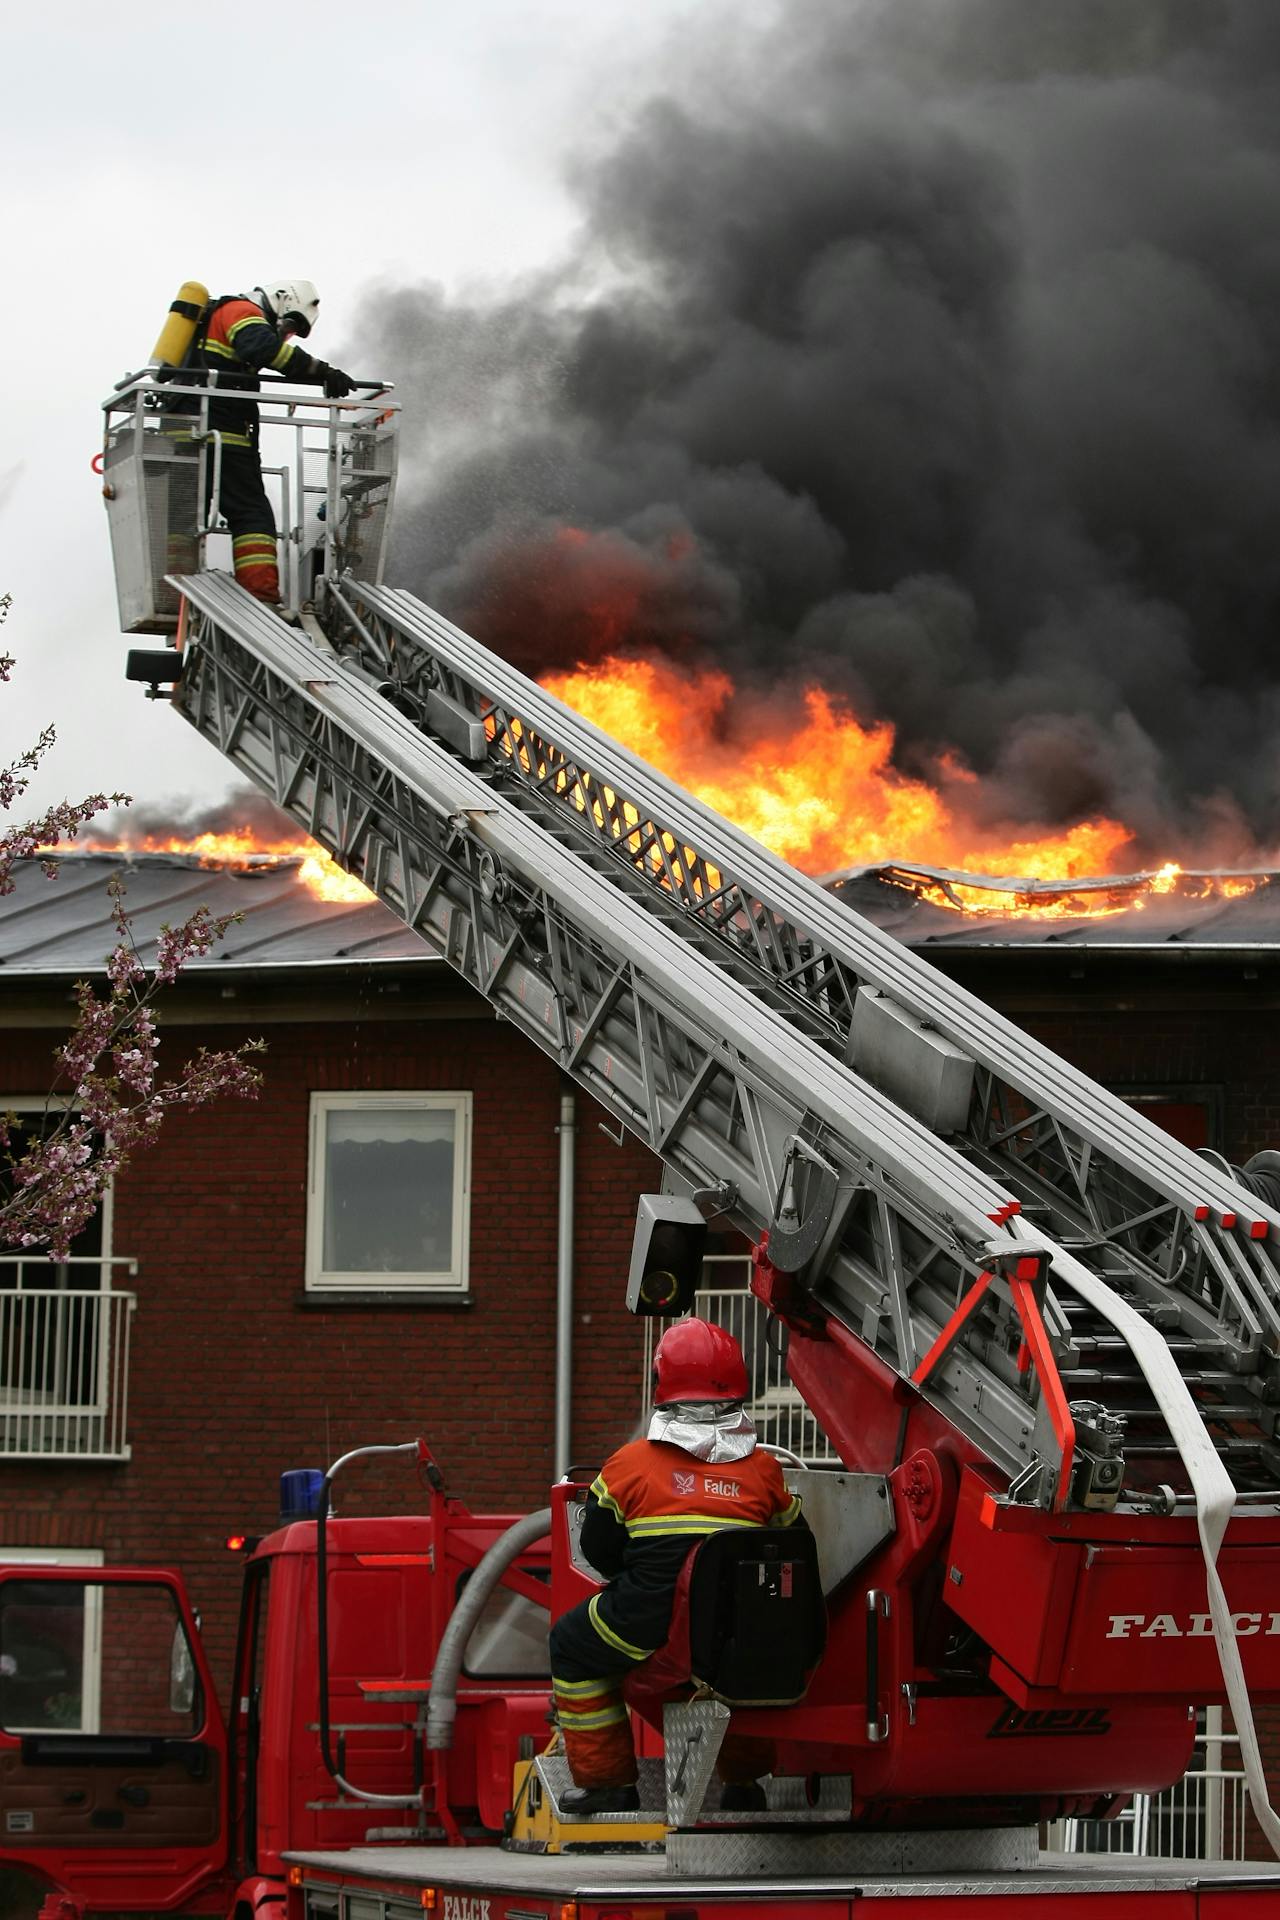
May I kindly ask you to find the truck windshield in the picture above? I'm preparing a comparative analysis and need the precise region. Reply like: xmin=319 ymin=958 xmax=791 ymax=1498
xmin=0 ymin=1579 xmax=202 ymax=1737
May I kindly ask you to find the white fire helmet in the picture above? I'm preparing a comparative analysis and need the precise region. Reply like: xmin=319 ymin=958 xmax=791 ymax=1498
xmin=255 ymin=279 xmax=321 ymax=339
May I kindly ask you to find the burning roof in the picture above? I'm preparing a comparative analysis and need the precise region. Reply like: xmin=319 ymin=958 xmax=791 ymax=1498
xmin=829 ymin=861 xmax=1280 ymax=949
xmin=4 ymin=848 xmax=1280 ymax=983
xmin=0 ymin=852 xmax=417 ymax=977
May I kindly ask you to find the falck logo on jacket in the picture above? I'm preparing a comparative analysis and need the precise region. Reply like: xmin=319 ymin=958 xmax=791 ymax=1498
xmin=672 ymin=1470 xmax=697 ymax=1495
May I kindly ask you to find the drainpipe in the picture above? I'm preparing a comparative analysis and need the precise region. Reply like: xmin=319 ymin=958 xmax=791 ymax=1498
xmin=555 ymin=1087 xmax=576 ymax=1479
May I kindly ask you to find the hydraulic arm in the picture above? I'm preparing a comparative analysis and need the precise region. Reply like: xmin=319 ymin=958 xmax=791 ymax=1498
xmin=172 ymin=568 xmax=1280 ymax=1506
xmin=102 ymin=371 xmax=1280 ymax=1841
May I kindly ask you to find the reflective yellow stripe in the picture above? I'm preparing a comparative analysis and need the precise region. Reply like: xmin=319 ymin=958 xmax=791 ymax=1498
xmin=552 ymin=1675 xmax=608 ymax=1698
xmin=591 ymin=1474 xmax=625 ymax=1523
xmin=587 ymin=1594 xmax=652 ymax=1660
xmin=626 ymin=1521 xmax=759 ymax=1537
xmin=226 ymin=315 xmax=268 ymax=340
xmin=161 ymin=427 xmax=254 ymax=449
xmin=777 ymin=1494 xmax=803 ymax=1526
xmin=203 ymin=339 xmax=237 ymax=359
xmin=625 ymin=1514 xmax=762 ymax=1537
xmin=270 ymin=341 xmax=294 ymax=371
xmin=556 ymin=1703 xmax=628 ymax=1730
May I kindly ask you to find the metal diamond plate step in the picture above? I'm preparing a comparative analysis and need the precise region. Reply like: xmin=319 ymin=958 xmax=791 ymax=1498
xmin=665 ymin=1823 xmax=1038 ymax=1877
xmin=536 ymin=1753 xmax=669 ymax=1824
xmin=533 ymin=1752 xmax=853 ymax=1828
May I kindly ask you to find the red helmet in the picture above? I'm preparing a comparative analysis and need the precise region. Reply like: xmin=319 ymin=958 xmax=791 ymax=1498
xmin=653 ymin=1318 xmax=748 ymax=1405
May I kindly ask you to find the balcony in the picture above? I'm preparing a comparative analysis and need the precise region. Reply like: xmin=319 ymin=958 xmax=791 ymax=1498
xmin=0 ymin=1259 xmax=137 ymax=1460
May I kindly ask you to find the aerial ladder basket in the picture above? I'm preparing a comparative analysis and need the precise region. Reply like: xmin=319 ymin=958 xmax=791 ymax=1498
xmin=100 ymin=369 xmax=399 ymax=634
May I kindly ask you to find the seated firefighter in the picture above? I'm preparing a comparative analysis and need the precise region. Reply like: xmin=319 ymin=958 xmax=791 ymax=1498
xmin=549 ymin=1317 xmax=806 ymax=1815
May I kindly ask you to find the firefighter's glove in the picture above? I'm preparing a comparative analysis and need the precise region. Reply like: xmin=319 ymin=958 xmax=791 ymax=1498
xmin=319 ymin=365 xmax=356 ymax=399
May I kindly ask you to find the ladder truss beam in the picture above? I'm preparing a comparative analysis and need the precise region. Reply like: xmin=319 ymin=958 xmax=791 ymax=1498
xmin=169 ymin=573 xmax=1280 ymax=1494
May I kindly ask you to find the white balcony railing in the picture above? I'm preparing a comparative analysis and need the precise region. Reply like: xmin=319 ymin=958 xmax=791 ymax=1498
xmin=641 ymin=1263 xmax=839 ymax=1466
xmin=1046 ymin=1712 xmax=1250 ymax=1863
xmin=0 ymin=1260 xmax=137 ymax=1460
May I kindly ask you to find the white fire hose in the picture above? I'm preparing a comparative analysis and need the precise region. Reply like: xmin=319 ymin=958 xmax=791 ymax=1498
xmin=1011 ymin=1217 xmax=1280 ymax=1859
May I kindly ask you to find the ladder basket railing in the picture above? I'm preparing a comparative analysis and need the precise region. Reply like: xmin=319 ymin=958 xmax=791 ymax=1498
xmin=100 ymin=371 xmax=398 ymax=633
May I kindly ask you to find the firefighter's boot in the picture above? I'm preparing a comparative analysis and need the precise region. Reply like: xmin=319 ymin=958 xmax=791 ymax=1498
xmin=232 ymin=533 xmax=281 ymax=604
xmin=560 ymin=1782 xmax=641 ymax=1815
xmin=553 ymin=1674 xmax=638 ymax=1800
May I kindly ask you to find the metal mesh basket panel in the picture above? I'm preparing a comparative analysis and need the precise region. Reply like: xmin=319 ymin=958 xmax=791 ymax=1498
xmin=340 ymin=425 xmax=397 ymax=585
xmin=144 ymin=441 xmax=200 ymax=619
xmin=103 ymin=423 xmax=200 ymax=632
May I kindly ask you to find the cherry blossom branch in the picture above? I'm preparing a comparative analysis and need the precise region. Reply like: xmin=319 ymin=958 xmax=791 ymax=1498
xmin=1 ymin=604 xmax=265 ymax=1258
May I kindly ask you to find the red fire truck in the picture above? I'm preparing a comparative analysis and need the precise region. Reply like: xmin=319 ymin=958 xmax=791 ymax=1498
xmin=9 ymin=362 xmax=1280 ymax=1915
xmin=6 ymin=1425 xmax=1280 ymax=1917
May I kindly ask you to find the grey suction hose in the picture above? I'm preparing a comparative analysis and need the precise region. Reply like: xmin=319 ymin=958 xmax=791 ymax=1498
xmin=426 ymin=1507 xmax=553 ymax=1749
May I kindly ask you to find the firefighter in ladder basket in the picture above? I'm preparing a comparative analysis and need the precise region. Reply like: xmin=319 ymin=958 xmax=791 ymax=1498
xmin=167 ymin=279 xmax=356 ymax=604
xmin=549 ymin=1318 xmax=806 ymax=1815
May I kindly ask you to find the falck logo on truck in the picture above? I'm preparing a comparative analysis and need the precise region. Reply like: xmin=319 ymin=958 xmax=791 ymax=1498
xmin=443 ymin=1899 xmax=491 ymax=1920
xmin=1105 ymin=1612 xmax=1280 ymax=1638
xmin=988 ymin=1707 xmax=1111 ymax=1738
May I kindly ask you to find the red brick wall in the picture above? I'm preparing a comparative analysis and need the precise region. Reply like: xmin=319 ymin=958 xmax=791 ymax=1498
xmin=1019 ymin=1005 xmax=1260 ymax=1156
xmin=5 ymin=969 xmax=1279 ymax=1831
xmin=0 ymin=1001 xmax=653 ymax=1686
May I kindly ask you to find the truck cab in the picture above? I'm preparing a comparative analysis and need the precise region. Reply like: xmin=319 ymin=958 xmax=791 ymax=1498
xmin=0 ymin=1465 xmax=552 ymax=1917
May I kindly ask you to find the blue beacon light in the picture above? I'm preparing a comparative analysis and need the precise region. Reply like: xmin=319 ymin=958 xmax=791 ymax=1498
xmin=279 ymin=1468 xmax=326 ymax=1523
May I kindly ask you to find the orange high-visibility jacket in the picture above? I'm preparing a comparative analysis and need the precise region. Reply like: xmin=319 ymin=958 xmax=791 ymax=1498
xmin=182 ymin=296 xmax=321 ymax=447
xmin=580 ymin=1437 xmax=803 ymax=1659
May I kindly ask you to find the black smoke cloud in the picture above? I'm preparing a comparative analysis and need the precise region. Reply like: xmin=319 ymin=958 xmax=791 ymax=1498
xmin=352 ymin=0 xmax=1280 ymax=860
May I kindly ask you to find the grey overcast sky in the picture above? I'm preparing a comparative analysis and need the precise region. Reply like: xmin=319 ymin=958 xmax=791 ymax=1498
xmin=0 ymin=0 xmax=716 ymax=822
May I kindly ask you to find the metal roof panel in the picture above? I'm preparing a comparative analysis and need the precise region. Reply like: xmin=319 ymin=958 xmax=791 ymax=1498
xmin=0 ymin=854 xmax=435 ymax=974
xmin=5 ymin=853 xmax=1280 ymax=979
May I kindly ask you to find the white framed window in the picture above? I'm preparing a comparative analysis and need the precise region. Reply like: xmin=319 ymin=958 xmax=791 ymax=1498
xmin=305 ymin=1093 xmax=471 ymax=1294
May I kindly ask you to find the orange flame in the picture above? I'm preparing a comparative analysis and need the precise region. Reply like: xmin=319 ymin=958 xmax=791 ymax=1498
xmin=294 ymin=847 xmax=375 ymax=904
xmin=900 ymin=862 xmax=1266 ymax=919
xmin=41 ymin=654 xmax=1268 ymax=926
xmin=539 ymin=655 xmax=1261 ymax=919
xmin=51 ymin=832 xmax=374 ymax=905
xmin=541 ymin=655 xmax=1127 ymax=874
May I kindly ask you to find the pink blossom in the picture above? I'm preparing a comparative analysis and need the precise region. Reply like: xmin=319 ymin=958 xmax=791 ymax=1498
xmin=1 ymin=605 xmax=265 ymax=1259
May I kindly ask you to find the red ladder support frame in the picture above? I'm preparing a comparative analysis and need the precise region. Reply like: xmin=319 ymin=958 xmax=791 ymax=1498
xmin=912 ymin=1254 xmax=1076 ymax=1512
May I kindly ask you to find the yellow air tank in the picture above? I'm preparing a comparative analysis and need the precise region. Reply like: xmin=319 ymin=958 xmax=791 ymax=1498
xmin=149 ymin=281 xmax=210 ymax=368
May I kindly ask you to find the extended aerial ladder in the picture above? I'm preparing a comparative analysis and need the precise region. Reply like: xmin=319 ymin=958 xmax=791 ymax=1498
xmin=103 ymin=370 xmax=1280 ymax=1845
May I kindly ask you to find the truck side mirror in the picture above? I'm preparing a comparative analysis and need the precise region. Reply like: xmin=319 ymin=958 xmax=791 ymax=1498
xmin=169 ymin=1622 xmax=196 ymax=1715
